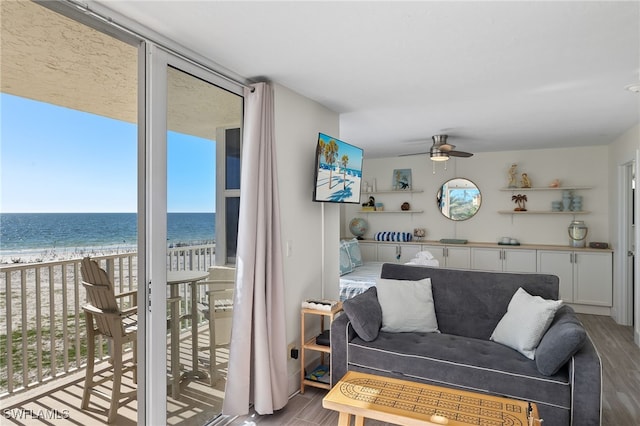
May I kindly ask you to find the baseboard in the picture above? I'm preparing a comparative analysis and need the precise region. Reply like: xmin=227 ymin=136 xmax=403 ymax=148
xmin=635 ymin=329 xmax=640 ymax=348
xmin=288 ymin=369 xmax=301 ymax=397
xmin=568 ymin=303 xmax=611 ymax=316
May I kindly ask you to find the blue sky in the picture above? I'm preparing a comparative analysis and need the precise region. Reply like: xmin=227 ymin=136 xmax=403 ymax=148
xmin=1 ymin=94 xmax=215 ymax=213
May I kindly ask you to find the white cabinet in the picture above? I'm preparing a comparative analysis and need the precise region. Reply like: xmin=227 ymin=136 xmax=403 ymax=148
xmin=421 ymin=244 xmax=470 ymax=269
xmin=377 ymin=244 xmax=421 ymax=263
xmin=537 ymin=250 xmax=612 ymax=306
xmin=358 ymin=242 xmax=378 ymax=262
xmin=471 ymin=247 xmax=537 ymax=273
xmin=573 ymin=252 xmax=613 ymax=306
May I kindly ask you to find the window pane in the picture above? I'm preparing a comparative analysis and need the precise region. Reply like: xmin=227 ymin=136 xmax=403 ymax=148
xmin=225 ymin=128 xmax=241 ymax=190
xmin=225 ymin=197 xmax=240 ymax=263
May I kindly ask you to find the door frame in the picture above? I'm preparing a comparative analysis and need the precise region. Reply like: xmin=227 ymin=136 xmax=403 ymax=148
xmin=617 ymin=159 xmax=635 ymax=326
xmin=144 ymin=44 xmax=244 ymax=425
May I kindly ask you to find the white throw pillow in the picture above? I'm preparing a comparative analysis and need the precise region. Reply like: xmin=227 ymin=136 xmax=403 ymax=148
xmin=376 ymin=277 xmax=439 ymax=333
xmin=491 ymin=287 xmax=563 ymax=359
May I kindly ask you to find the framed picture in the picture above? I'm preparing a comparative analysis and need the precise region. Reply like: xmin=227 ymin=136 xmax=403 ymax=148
xmin=392 ymin=169 xmax=412 ymax=190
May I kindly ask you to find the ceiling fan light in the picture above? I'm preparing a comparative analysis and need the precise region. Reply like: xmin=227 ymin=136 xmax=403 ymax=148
xmin=430 ymin=152 xmax=449 ymax=161
xmin=430 ymin=145 xmax=449 ymax=161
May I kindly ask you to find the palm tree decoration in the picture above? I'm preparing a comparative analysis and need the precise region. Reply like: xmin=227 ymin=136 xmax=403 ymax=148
xmin=340 ymin=154 xmax=349 ymax=189
xmin=316 ymin=139 xmax=326 ymax=171
xmin=324 ymin=139 xmax=339 ymax=188
xmin=512 ymin=194 xmax=528 ymax=211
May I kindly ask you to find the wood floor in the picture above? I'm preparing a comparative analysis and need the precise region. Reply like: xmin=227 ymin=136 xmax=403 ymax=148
xmin=226 ymin=314 xmax=640 ymax=426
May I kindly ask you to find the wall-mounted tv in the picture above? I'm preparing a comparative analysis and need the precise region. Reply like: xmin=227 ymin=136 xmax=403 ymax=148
xmin=312 ymin=133 xmax=364 ymax=204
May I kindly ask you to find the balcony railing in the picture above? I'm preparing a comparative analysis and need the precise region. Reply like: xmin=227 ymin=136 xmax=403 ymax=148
xmin=0 ymin=243 xmax=216 ymax=397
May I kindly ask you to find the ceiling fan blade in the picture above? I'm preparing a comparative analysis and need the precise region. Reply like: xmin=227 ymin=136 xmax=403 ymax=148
xmin=448 ymin=150 xmax=473 ymax=158
xmin=398 ymin=151 xmax=428 ymax=157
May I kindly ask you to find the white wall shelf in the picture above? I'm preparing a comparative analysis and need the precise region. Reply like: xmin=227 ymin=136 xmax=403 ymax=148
xmin=499 ymin=186 xmax=592 ymax=191
xmin=359 ymin=210 xmax=424 ymax=214
xmin=498 ymin=210 xmax=590 ymax=215
xmin=362 ymin=189 xmax=423 ymax=194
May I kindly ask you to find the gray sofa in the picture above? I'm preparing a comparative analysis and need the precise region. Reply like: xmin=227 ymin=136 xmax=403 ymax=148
xmin=331 ymin=263 xmax=602 ymax=426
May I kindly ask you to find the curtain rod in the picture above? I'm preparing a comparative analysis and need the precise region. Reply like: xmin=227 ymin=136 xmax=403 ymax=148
xmin=63 ymin=0 xmax=255 ymax=92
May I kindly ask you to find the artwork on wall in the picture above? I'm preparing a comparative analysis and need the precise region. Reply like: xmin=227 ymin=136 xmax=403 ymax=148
xmin=392 ymin=169 xmax=412 ymax=190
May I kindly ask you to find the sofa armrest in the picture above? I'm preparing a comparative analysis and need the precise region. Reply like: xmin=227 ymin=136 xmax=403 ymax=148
xmin=570 ymin=334 xmax=602 ymax=426
xmin=330 ymin=313 xmax=356 ymax=386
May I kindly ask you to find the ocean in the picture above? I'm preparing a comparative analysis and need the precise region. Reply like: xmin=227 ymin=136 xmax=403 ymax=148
xmin=0 ymin=212 xmax=215 ymax=261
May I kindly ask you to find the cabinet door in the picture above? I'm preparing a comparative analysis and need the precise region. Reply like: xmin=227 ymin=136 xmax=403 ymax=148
xmin=420 ymin=245 xmax=446 ymax=267
xmin=503 ymin=249 xmax=537 ymax=273
xmin=574 ymin=252 xmax=613 ymax=306
xmin=358 ymin=242 xmax=377 ymax=262
xmin=445 ymin=246 xmax=471 ymax=269
xmin=376 ymin=244 xmax=420 ymax=263
xmin=537 ymin=250 xmax=573 ymax=302
xmin=471 ymin=247 xmax=503 ymax=272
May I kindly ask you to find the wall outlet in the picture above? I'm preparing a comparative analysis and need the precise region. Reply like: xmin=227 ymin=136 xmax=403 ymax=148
xmin=287 ymin=343 xmax=298 ymax=359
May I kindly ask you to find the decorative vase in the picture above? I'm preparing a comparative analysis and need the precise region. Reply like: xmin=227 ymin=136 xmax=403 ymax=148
xmin=568 ymin=220 xmax=588 ymax=248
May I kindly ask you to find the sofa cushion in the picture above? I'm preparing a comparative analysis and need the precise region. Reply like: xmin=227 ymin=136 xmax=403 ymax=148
xmin=342 ymin=287 xmax=382 ymax=342
xmin=491 ymin=287 xmax=563 ymax=359
xmin=347 ymin=331 xmax=571 ymax=414
xmin=536 ymin=305 xmax=587 ymax=376
xmin=379 ymin=264 xmax=560 ymax=340
xmin=376 ymin=277 xmax=439 ymax=333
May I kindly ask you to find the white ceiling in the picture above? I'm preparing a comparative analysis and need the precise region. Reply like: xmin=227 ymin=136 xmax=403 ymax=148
xmin=97 ymin=1 xmax=640 ymax=158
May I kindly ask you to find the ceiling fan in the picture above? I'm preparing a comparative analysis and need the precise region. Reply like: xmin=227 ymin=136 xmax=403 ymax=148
xmin=429 ymin=135 xmax=474 ymax=162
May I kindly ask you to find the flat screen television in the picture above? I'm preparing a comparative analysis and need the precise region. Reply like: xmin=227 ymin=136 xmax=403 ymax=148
xmin=312 ymin=133 xmax=364 ymax=204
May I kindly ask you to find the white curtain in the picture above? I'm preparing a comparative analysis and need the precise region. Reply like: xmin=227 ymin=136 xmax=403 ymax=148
xmin=222 ymin=82 xmax=288 ymax=415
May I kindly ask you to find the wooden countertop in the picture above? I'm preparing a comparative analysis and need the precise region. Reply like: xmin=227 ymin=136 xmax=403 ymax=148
xmin=348 ymin=239 xmax=613 ymax=253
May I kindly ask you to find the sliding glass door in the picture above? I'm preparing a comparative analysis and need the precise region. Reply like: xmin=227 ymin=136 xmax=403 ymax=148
xmin=145 ymin=46 xmax=243 ymax=425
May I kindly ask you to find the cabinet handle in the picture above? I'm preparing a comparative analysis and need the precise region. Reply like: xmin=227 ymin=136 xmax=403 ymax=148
xmin=396 ymin=245 xmax=401 ymax=260
xmin=569 ymin=253 xmax=574 ymax=263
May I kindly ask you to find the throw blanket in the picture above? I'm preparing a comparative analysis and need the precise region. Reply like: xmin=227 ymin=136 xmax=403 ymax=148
xmin=405 ymin=250 xmax=439 ymax=267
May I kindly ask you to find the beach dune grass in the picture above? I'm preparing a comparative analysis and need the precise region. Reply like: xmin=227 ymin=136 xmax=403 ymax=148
xmin=0 ymin=317 xmax=112 ymax=392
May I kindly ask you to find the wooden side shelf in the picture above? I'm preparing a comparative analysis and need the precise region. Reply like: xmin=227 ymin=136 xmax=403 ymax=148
xmin=300 ymin=302 xmax=343 ymax=393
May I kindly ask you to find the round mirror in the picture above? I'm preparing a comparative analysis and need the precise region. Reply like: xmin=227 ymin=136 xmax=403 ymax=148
xmin=436 ymin=178 xmax=482 ymax=220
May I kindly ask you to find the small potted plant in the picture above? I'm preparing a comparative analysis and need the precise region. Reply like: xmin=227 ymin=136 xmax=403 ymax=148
xmin=512 ymin=194 xmax=528 ymax=211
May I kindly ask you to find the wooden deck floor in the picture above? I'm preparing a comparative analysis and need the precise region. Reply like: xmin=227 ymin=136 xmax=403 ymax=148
xmin=1 ymin=329 xmax=228 ymax=425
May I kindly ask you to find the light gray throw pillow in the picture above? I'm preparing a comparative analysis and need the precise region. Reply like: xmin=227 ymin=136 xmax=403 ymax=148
xmin=376 ymin=277 xmax=439 ymax=333
xmin=491 ymin=287 xmax=563 ymax=359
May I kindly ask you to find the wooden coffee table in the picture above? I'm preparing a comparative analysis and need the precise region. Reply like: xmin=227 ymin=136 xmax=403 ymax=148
xmin=323 ymin=371 xmax=540 ymax=426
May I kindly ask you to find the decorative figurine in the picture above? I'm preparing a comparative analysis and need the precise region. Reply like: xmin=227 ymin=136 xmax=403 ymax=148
xmin=401 ymin=202 xmax=410 ymax=211
xmin=367 ymin=196 xmax=376 ymax=207
xmin=508 ymin=164 xmax=518 ymax=188
xmin=521 ymin=173 xmax=532 ymax=188
xmin=549 ymin=178 xmax=560 ymax=188
xmin=413 ymin=228 xmax=426 ymax=241
xmin=512 ymin=194 xmax=528 ymax=211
